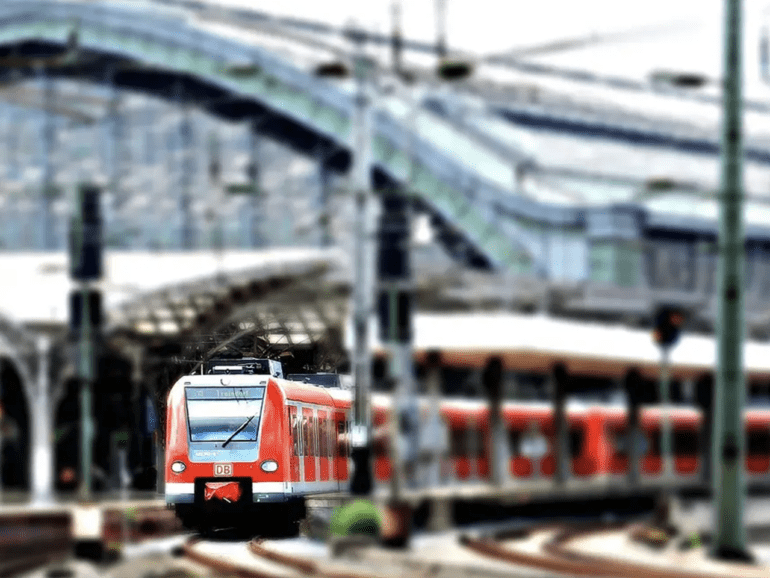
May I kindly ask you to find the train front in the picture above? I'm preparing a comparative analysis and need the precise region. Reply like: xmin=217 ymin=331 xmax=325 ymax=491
xmin=164 ymin=367 xmax=289 ymax=530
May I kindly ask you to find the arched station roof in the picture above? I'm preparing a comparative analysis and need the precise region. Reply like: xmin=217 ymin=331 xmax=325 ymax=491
xmin=0 ymin=0 xmax=534 ymax=272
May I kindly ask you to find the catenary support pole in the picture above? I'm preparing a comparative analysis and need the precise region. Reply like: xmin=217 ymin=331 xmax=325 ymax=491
xmin=79 ymin=285 xmax=94 ymax=501
xmin=624 ymin=369 xmax=643 ymax=486
xmin=41 ymin=68 xmax=55 ymax=250
xmin=484 ymin=357 xmax=505 ymax=486
xmin=552 ymin=364 xmax=569 ymax=485
xmin=659 ymin=347 xmax=673 ymax=479
xmin=713 ymin=0 xmax=750 ymax=561
xmin=349 ymin=27 xmax=375 ymax=496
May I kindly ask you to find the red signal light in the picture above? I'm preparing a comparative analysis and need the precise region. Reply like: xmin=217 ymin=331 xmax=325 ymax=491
xmin=653 ymin=307 xmax=685 ymax=348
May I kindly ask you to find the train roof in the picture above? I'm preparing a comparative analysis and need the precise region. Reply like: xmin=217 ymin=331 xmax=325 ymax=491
xmin=364 ymin=312 xmax=770 ymax=380
xmin=275 ymin=377 xmax=351 ymax=408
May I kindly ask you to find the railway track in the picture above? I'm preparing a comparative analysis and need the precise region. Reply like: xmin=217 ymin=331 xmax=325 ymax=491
xmin=462 ymin=522 xmax=770 ymax=578
xmin=179 ymin=516 xmax=770 ymax=578
xmin=182 ymin=530 xmax=548 ymax=578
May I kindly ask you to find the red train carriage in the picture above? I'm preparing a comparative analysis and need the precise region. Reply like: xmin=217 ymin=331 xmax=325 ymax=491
xmin=165 ymin=362 xmax=352 ymax=532
xmin=166 ymin=357 xmax=770 ymax=532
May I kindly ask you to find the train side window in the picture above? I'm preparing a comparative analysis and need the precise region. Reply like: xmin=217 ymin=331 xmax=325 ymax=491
xmin=509 ymin=430 xmax=522 ymax=456
xmin=648 ymin=431 xmax=661 ymax=456
xmin=748 ymin=430 xmax=770 ymax=455
xmin=450 ymin=429 xmax=467 ymax=457
xmin=318 ymin=416 xmax=326 ymax=457
xmin=290 ymin=409 xmax=300 ymax=457
xmin=313 ymin=416 xmax=319 ymax=457
xmin=673 ymin=429 xmax=699 ymax=457
xmin=474 ymin=428 xmax=485 ymax=458
xmin=569 ymin=428 xmax=584 ymax=457
xmin=327 ymin=418 xmax=333 ymax=458
xmin=337 ymin=421 xmax=345 ymax=457
xmin=303 ymin=415 xmax=310 ymax=457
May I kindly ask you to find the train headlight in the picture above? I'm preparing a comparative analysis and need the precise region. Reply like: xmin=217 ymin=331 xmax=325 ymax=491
xmin=260 ymin=460 xmax=278 ymax=473
xmin=170 ymin=461 xmax=186 ymax=473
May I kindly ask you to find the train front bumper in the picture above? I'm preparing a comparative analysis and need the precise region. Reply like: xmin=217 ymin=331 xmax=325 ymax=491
xmin=165 ymin=481 xmax=289 ymax=504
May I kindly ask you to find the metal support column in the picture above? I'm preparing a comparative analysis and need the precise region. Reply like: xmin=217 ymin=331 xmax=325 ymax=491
xmin=176 ymin=81 xmax=195 ymax=250
xmin=78 ymin=285 xmax=95 ymax=501
xmin=349 ymin=28 xmax=375 ymax=496
xmin=109 ymin=76 xmax=125 ymax=210
xmin=696 ymin=375 xmax=714 ymax=485
xmin=378 ymin=189 xmax=417 ymax=495
xmin=624 ymin=369 xmax=643 ymax=485
xmin=40 ymin=68 xmax=56 ymax=250
xmin=248 ymin=121 xmax=265 ymax=248
xmin=0 ymin=358 xmax=3 ymax=499
xmin=552 ymin=364 xmax=569 ymax=485
xmin=31 ymin=336 xmax=54 ymax=506
xmin=659 ymin=348 xmax=673 ymax=479
xmin=318 ymin=160 xmax=333 ymax=247
xmin=713 ymin=0 xmax=750 ymax=559
xmin=484 ymin=357 xmax=506 ymax=486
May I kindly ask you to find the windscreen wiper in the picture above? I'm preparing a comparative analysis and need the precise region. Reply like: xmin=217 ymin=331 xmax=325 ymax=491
xmin=222 ymin=410 xmax=259 ymax=448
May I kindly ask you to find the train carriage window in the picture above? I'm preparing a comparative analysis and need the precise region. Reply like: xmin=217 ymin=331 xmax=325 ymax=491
xmin=451 ymin=428 xmax=485 ymax=458
xmin=509 ymin=430 xmax=521 ymax=456
xmin=318 ymin=417 xmax=326 ymax=457
xmin=648 ymin=431 xmax=661 ymax=455
xmin=474 ymin=428 xmax=486 ymax=458
xmin=327 ymin=418 xmax=333 ymax=458
xmin=673 ymin=429 xmax=699 ymax=457
xmin=303 ymin=415 xmax=310 ymax=457
xmin=748 ymin=430 xmax=770 ymax=455
xmin=569 ymin=428 xmax=584 ymax=457
xmin=337 ymin=421 xmax=345 ymax=457
xmin=450 ymin=429 xmax=467 ymax=457
xmin=611 ymin=428 xmax=648 ymax=457
xmin=313 ymin=416 xmax=319 ymax=457
xmin=291 ymin=409 xmax=300 ymax=457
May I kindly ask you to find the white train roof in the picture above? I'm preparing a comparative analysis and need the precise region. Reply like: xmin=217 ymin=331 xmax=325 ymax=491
xmin=364 ymin=312 xmax=770 ymax=379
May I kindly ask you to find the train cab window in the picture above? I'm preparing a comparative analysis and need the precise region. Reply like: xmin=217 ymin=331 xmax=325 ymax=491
xmin=673 ymin=429 xmax=699 ymax=457
xmin=748 ymin=430 xmax=770 ymax=455
xmin=184 ymin=386 xmax=265 ymax=442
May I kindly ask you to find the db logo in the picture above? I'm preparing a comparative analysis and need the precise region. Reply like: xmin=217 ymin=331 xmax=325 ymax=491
xmin=214 ymin=463 xmax=233 ymax=477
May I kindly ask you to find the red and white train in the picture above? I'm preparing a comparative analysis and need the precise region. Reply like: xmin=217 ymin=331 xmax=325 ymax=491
xmin=165 ymin=357 xmax=770 ymax=531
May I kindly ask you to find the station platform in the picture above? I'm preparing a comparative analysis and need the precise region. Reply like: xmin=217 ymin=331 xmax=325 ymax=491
xmin=0 ymin=493 xmax=182 ymax=574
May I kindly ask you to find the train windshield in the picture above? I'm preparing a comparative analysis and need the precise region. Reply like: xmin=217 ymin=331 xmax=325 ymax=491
xmin=185 ymin=386 xmax=265 ymax=442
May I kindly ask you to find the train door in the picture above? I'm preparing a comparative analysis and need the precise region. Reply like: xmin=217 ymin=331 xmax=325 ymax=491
xmin=288 ymin=405 xmax=301 ymax=483
xmin=318 ymin=410 xmax=330 ymax=482
xmin=302 ymin=407 xmax=317 ymax=483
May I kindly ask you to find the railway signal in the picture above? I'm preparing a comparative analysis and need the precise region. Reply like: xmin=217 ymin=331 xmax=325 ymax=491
xmin=652 ymin=307 xmax=684 ymax=348
xmin=652 ymin=306 xmax=685 ymax=482
xmin=69 ymin=183 xmax=103 ymax=500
